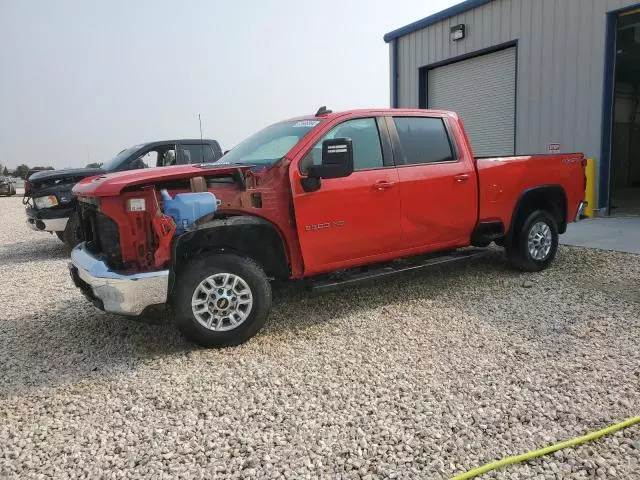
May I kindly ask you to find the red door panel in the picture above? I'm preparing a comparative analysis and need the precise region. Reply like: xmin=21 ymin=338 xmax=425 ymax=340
xmin=397 ymin=162 xmax=477 ymax=250
xmin=291 ymin=168 xmax=401 ymax=275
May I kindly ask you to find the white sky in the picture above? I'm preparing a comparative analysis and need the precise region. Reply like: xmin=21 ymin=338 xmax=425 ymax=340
xmin=0 ymin=0 xmax=457 ymax=169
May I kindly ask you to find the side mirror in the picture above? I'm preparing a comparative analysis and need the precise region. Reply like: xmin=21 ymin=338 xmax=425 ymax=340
xmin=309 ymin=138 xmax=354 ymax=179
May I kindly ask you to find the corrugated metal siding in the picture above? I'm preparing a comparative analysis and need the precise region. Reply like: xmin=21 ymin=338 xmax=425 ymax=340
xmin=393 ymin=0 xmax=639 ymax=202
xmin=428 ymin=47 xmax=516 ymax=156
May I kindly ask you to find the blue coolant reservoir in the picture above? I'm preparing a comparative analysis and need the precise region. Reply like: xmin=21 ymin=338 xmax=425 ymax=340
xmin=160 ymin=189 xmax=218 ymax=234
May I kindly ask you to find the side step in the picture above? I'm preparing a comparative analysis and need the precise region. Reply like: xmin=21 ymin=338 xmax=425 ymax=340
xmin=306 ymin=248 xmax=490 ymax=293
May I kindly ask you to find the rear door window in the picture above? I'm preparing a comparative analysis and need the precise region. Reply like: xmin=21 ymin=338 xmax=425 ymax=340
xmin=178 ymin=144 xmax=218 ymax=164
xmin=393 ymin=117 xmax=455 ymax=165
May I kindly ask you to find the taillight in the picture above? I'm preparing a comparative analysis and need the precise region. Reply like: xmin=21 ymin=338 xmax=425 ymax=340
xmin=24 ymin=180 xmax=31 ymax=193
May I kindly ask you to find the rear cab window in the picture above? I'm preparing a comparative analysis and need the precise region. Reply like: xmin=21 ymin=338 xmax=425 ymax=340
xmin=178 ymin=144 xmax=218 ymax=164
xmin=392 ymin=117 xmax=455 ymax=165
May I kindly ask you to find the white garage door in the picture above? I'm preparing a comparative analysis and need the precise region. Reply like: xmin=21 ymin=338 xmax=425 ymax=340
xmin=427 ymin=47 xmax=516 ymax=157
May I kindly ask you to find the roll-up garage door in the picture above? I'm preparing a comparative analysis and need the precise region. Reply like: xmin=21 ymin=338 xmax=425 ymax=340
xmin=427 ymin=47 xmax=516 ymax=157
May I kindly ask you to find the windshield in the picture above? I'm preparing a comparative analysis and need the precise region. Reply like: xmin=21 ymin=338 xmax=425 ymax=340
xmin=102 ymin=144 xmax=145 ymax=172
xmin=216 ymin=120 xmax=321 ymax=167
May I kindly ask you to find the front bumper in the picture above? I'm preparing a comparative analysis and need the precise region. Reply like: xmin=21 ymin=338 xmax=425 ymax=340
xmin=26 ymin=206 xmax=72 ymax=232
xmin=69 ymin=242 xmax=169 ymax=316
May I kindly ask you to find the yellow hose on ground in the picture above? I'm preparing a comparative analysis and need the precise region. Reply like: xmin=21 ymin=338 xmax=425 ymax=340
xmin=451 ymin=416 xmax=640 ymax=480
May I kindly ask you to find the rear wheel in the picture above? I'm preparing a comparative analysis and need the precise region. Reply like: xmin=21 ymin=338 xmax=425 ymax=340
xmin=173 ymin=253 xmax=272 ymax=348
xmin=62 ymin=211 xmax=83 ymax=249
xmin=506 ymin=210 xmax=558 ymax=272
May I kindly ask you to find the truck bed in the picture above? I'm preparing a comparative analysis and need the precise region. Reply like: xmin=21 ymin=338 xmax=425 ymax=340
xmin=476 ymin=153 xmax=586 ymax=229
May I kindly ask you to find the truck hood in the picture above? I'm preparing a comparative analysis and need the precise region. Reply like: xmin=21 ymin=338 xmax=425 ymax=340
xmin=26 ymin=167 xmax=105 ymax=196
xmin=72 ymin=164 xmax=254 ymax=197
xmin=28 ymin=167 xmax=104 ymax=183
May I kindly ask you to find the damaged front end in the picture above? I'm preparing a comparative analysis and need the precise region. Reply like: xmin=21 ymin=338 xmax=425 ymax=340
xmin=70 ymin=176 xmax=221 ymax=315
xmin=25 ymin=168 xmax=102 ymax=233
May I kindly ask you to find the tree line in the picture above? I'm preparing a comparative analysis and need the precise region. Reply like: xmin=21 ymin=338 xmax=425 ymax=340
xmin=0 ymin=163 xmax=54 ymax=179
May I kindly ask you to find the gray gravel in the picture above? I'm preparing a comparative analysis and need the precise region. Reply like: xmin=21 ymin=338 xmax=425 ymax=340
xmin=0 ymin=194 xmax=638 ymax=479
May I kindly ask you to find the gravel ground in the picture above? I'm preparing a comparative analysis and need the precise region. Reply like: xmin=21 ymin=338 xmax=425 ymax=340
xmin=0 ymin=194 xmax=638 ymax=479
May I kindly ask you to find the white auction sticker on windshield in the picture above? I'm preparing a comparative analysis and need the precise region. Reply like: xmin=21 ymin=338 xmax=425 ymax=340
xmin=292 ymin=120 xmax=320 ymax=128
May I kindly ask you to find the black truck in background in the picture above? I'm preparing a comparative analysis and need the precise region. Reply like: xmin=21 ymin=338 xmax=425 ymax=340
xmin=25 ymin=139 xmax=223 ymax=248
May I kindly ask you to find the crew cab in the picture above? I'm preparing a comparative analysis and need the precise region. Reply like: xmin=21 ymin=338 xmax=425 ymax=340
xmin=69 ymin=108 xmax=586 ymax=347
xmin=25 ymin=139 xmax=222 ymax=248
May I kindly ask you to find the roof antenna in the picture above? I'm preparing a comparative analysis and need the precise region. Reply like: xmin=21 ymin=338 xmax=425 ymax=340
xmin=315 ymin=106 xmax=332 ymax=116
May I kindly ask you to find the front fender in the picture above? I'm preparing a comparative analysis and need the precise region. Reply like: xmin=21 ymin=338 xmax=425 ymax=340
xmin=168 ymin=216 xmax=289 ymax=295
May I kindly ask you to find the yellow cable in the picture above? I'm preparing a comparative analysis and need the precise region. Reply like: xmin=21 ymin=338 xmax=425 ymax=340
xmin=451 ymin=416 xmax=640 ymax=480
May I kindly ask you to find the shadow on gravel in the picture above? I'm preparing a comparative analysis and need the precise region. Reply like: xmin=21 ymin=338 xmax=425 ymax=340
xmin=0 ymin=238 xmax=68 ymax=266
xmin=0 ymin=253 xmax=505 ymax=396
xmin=263 ymin=251 xmax=508 ymax=335
xmin=0 ymin=298 xmax=191 ymax=396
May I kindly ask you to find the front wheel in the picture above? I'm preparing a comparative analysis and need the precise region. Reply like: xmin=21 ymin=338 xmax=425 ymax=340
xmin=172 ymin=253 xmax=272 ymax=348
xmin=505 ymin=210 xmax=558 ymax=272
xmin=62 ymin=211 xmax=83 ymax=249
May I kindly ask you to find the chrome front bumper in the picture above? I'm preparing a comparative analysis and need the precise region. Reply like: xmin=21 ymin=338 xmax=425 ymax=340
xmin=26 ymin=216 xmax=69 ymax=232
xmin=69 ymin=243 xmax=169 ymax=316
xmin=574 ymin=201 xmax=588 ymax=222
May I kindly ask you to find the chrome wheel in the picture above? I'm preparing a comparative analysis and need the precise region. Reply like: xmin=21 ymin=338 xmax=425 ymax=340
xmin=191 ymin=273 xmax=253 ymax=331
xmin=527 ymin=221 xmax=552 ymax=261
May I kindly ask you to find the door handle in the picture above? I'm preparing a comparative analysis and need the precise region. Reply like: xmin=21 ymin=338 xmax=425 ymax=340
xmin=454 ymin=173 xmax=470 ymax=183
xmin=373 ymin=180 xmax=394 ymax=191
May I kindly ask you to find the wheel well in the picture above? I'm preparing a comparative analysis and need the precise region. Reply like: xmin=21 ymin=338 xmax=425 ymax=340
xmin=508 ymin=186 xmax=568 ymax=240
xmin=170 ymin=216 xmax=289 ymax=288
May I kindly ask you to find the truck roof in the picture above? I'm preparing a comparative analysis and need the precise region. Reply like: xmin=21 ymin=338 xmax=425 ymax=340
xmin=132 ymin=139 xmax=221 ymax=149
xmin=291 ymin=108 xmax=458 ymax=122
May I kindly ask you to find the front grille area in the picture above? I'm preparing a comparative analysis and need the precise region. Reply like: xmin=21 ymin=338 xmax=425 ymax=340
xmin=78 ymin=200 xmax=123 ymax=269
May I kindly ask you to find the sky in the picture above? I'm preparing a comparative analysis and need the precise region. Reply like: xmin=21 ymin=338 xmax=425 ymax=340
xmin=0 ymin=0 xmax=457 ymax=169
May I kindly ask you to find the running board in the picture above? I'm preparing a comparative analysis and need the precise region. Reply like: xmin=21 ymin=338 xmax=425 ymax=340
xmin=306 ymin=248 xmax=489 ymax=293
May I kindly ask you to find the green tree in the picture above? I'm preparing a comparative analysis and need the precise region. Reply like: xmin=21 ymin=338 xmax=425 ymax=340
xmin=2 ymin=166 xmax=8 ymax=176
xmin=15 ymin=164 xmax=30 ymax=179
xmin=86 ymin=162 xmax=103 ymax=168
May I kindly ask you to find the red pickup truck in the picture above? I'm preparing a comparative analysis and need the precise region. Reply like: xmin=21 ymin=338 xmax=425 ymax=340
xmin=69 ymin=108 xmax=587 ymax=347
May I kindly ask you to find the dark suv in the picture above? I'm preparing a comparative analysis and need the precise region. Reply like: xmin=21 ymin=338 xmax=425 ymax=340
xmin=25 ymin=139 xmax=222 ymax=248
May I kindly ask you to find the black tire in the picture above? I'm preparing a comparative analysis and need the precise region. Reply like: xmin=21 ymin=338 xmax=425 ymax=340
xmin=471 ymin=240 xmax=491 ymax=248
xmin=172 ymin=253 xmax=272 ymax=348
xmin=62 ymin=211 xmax=83 ymax=249
xmin=505 ymin=210 xmax=558 ymax=272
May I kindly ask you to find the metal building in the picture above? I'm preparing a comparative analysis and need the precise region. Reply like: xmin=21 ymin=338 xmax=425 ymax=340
xmin=384 ymin=0 xmax=640 ymax=215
